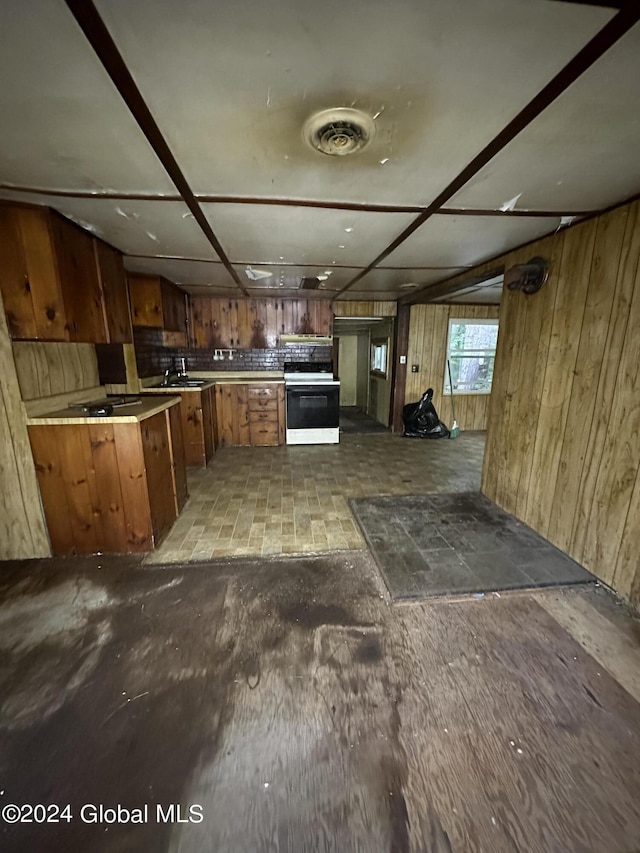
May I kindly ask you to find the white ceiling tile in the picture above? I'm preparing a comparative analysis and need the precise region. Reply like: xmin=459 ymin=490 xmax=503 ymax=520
xmin=124 ymin=256 xmax=230 ymax=288
xmin=0 ymin=0 xmax=176 ymax=194
xmin=200 ymin=204 xmax=415 ymax=266
xmin=383 ymin=215 xmax=560 ymax=268
xmin=450 ymin=26 xmax=640 ymax=212
xmin=348 ymin=267 xmax=469 ymax=293
xmin=0 ymin=191 xmax=214 ymax=258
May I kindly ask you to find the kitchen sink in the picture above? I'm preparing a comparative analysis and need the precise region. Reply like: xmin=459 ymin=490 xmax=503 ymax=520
xmin=151 ymin=379 xmax=207 ymax=388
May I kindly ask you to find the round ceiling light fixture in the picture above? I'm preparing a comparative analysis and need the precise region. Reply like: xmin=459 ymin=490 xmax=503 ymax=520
xmin=302 ymin=107 xmax=376 ymax=156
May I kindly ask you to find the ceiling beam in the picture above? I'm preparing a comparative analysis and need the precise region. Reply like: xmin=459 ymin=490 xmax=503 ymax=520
xmin=547 ymin=1 xmax=625 ymax=8
xmin=404 ymin=267 xmax=505 ymax=305
xmin=63 ymin=0 xmax=248 ymax=296
xmin=0 ymin=182 xmax=600 ymax=219
xmin=338 ymin=3 xmax=640 ymax=296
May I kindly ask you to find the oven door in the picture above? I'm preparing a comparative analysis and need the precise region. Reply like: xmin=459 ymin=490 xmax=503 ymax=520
xmin=286 ymin=384 xmax=339 ymax=429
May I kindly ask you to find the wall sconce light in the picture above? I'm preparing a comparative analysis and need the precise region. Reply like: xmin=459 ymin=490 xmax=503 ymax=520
xmin=505 ymin=256 xmax=550 ymax=295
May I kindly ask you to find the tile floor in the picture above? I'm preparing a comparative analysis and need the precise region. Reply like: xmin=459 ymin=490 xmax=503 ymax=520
xmin=350 ymin=491 xmax=593 ymax=598
xmin=145 ymin=431 xmax=485 ymax=564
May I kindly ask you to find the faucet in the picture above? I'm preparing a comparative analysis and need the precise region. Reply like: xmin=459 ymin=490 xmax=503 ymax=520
xmin=162 ymin=366 xmax=178 ymax=386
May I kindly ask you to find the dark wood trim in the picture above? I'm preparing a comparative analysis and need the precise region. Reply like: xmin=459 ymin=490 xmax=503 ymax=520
xmin=548 ymin=1 xmax=624 ymax=8
xmin=0 ymin=185 xmax=184 ymax=202
xmin=0 ymin=183 xmax=600 ymax=219
xmin=390 ymin=305 xmax=411 ymax=434
xmin=125 ymin=253 xmax=472 ymax=273
xmin=405 ymin=267 xmax=506 ymax=305
xmin=338 ymin=6 xmax=640 ymax=296
xmin=63 ymin=0 xmax=248 ymax=296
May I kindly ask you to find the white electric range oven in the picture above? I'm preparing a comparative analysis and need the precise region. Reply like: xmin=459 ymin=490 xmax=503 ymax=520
xmin=284 ymin=361 xmax=340 ymax=445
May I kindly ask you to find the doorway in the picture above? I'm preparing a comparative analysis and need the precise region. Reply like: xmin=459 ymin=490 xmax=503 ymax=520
xmin=333 ymin=316 xmax=395 ymax=431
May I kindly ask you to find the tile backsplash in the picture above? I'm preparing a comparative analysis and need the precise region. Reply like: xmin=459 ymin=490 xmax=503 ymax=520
xmin=133 ymin=327 xmax=332 ymax=377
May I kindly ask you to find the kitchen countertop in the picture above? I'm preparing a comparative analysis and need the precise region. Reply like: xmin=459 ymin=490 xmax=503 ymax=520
xmin=139 ymin=380 xmax=217 ymax=394
xmin=26 ymin=395 xmax=182 ymax=426
xmin=140 ymin=371 xmax=285 ymax=389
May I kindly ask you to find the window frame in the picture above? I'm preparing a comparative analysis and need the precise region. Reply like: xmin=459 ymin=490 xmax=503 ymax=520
xmin=370 ymin=338 xmax=389 ymax=379
xmin=444 ymin=318 xmax=498 ymax=396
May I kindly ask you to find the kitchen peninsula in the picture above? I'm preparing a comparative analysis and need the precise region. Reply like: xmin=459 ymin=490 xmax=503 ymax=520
xmin=27 ymin=394 xmax=187 ymax=555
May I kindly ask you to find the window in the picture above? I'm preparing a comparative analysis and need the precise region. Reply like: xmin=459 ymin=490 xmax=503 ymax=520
xmin=370 ymin=339 xmax=388 ymax=378
xmin=445 ymin=319 xmax=498 ymax=395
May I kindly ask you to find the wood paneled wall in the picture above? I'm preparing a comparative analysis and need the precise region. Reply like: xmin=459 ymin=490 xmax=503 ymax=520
xmin=333 ymin=301 xmax=397 ymax=317
xmin=482 ymin=199 xmax=640 ymax=607
xmin=13 ymin=341 xmax=99 ymax=401
xmin=190 ymin=297 xmax=332 ymax=349
xmin=406 ymin=304 xmax=499 ymax=431
xmin=0 ymin=291 xmax=50 ymax=559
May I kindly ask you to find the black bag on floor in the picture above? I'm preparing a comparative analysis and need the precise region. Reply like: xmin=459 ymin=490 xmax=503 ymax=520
xmin=402 ymin=387 xmax=450 ymax=439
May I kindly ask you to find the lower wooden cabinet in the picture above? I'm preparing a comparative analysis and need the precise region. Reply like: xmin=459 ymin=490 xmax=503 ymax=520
xmin=214 ymin=382 xmax=249 ymax=447
xmin=28 ymin=408 xmax=187 ymax=555
xmin=167 ymin=404 xmax=188 ymax=510
xmin=215 ymin=382 xmax=285 ymax=447
xmin=177 ymin=386 xmax=217 ymax=467
xmin=248 ymin=384 xmax=280 ymax=446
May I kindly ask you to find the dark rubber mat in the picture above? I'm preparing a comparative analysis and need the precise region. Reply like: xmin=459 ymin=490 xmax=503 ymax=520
xmin=339 ymin=407 xmax=389 ymax=434
xmin=350 ymin=492 xmax=594 ymax=599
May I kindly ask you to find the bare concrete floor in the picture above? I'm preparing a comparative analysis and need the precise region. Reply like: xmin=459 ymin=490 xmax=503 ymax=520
xmin=1 ymin=552 xmax=640 ymax=853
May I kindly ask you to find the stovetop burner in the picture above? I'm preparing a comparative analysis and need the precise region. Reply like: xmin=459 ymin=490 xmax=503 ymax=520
xmin=283 ymin=361 xmax=333 ymax=374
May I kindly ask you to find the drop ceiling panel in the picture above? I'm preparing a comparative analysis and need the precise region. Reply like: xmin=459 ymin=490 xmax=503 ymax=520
xmin=0 ymin=190 xmax=214 ymax=258
xmin=124 ymin=257 xmax=352 ymax=292
xmin=450 ymin=26 xmax=640 ymax=212
xmin=0 ymin=0 xmax=176 ymax=194
xmin=238 ymin=265 xmax=356 ymax=292
xmin=94 ymin=0 xmax=612 ymax=206
xmin=353 ymin=267 xmax=470 ymax=294
xmin=383 ymin=215 xmax=560 ymax=268
xmin=124 ymin=257 xmax=232 ymax=288
xmin=200 ymin=204 xmax=415 ymax=266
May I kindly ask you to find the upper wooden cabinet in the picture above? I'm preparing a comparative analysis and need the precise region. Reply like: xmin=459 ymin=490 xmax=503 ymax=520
xmin=0 ymin=202 xmax=133 ymax=344
xmin=190 ymin=297 xmax=332 ymax=349
xmin=48 ymin=211 xmax=106 ymax=343
xmin=94 ymin=241 xmax=133 ymax=344
xmin=128 ymin=273 xmax=187 ymax=334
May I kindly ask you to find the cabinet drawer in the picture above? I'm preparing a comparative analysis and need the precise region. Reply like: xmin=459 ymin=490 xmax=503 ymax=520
xmin=249 ymin=422 xmax=279 ymax=446
xmin=248 ymin=385 xmax=277 ymax=400
xmin=248 ymin=397 xmax=277 ymax=413
xmin=250 ymin=410 xmax=277 ymax=424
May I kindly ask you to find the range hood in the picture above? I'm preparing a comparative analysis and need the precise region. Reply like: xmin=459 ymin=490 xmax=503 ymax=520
xmin=279 ymin=334 xmax=333 ymax=346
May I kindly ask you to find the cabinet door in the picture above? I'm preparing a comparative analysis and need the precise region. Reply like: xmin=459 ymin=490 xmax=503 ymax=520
xmin=167 ymin=405 xmax=188 ymax=511
xmin=215 ymin=383 xmax=250 ymax=447
xmin=140 ymin=411 xmax=177 ymax=545
xmin=0 ymin=205 xmax=38 ymax=338
xmin=0 ymin=205 xmax=68 ymax=340
xmin=180 ymin=391 xmax=206 ymax=467
xmin=94 ymin=240 xmax=132 ymax=343
xmin=201 ymin=386 xmax=217 ymax=463
xmin=160 ymin=278 xmax=186 ymax=333
xmin=129 ymin=275 xmax=163 ymax=327
xmin=50 ymin=212 xmax=107 ymax=342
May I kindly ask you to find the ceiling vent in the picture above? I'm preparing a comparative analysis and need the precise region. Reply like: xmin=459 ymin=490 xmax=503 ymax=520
xmin=302 ymin=108 xmax=376 ymax=156
xmin=300 ymin=276 xmax=320 ymax=290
